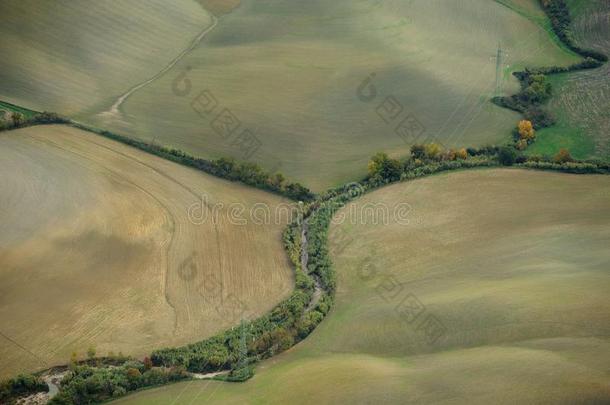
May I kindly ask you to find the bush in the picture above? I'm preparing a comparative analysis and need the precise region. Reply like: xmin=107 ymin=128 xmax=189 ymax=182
xmin=48 ymin=364 xmax=189 ymax=405
xmin=367 ymin=152 xmax=401 ymax=182
xmin=0 ymin=374 xmax=48 ymax=403
xmin=554 ymin=148 xmax=573 ymax=163
xmin=498 ymin=147 xmax=518 ymax=166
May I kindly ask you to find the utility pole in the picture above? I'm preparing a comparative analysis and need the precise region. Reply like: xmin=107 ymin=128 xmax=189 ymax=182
xmin=490 ymin=43 xmax=509 ymax=97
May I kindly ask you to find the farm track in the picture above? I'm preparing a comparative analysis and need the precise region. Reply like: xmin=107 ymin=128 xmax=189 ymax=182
xmin=99 ymin=15 xmax=218 ymax=119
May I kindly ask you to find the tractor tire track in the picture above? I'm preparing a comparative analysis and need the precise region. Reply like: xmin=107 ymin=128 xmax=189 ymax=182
xmin=99 ymin=15 xmax=218 ymax=119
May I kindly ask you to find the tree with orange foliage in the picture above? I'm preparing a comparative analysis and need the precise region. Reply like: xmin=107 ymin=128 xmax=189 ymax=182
xmin=518 ymin=120 xmax=535 ymax=141
xmin=554 ymin=148 xmax=573 ymax=163
xmin=143 ymin=356 xmax=153 ymax=370
xmin=456 ymin=148 xmax=468 ymax=160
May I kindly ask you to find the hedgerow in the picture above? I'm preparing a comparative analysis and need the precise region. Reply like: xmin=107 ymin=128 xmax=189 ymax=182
xmin=493 ymin=0 xmax=607 ymax=129
xmin=0 ymin=111 xmax=69 ymax=132
xmin=0 ymin=374 xmax=48 ymax=404
xmin=70 ymin=123 xmax=315 ymax=202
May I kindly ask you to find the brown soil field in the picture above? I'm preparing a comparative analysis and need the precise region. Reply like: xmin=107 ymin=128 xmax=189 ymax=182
xmin=0 ymin=125 xmax=293 ymax=379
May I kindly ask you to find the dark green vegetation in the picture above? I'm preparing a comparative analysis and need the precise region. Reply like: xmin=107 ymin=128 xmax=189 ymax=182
xmin=541 ymin=0 xmax=607 ymax=61
xmin=0 ymin=374 xmax=48 ymax=404
xmin=49 ymin=362 xmax=188 ymax=405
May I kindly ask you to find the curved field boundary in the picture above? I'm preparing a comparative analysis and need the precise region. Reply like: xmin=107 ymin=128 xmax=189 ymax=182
xmin=2 ymin=3 xmax=609 ymax=402
xmin=493 ymin=0 xmax=608 ymax=131
xmin=3 ymin=119 xmax=610 ymax=404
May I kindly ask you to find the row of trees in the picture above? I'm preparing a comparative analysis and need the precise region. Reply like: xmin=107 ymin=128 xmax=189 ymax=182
xmin=74 ymin=124 xmax=316 ymax=202
xmin=367 ymin=144 xmax=483 ymax=181
xmin=0 ymin=111 xmax=68 ymax=131
xmin=1 ymin=111 xmax=315 ymax=203
xmin=0 ymin=374 xmax=48 ymax=404
xmin=367 ymin=142 xmax=606 ymax=182
xmin=49 ymin=361 xmax=188 ymax=405
xmin=492 ymin=71 xmax=555 ymax=129
xmin=540 ymin=0 xmax=608 ymax=62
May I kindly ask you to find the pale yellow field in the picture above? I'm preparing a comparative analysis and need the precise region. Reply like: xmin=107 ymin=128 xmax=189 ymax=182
xmin=114 ymin=169 xmax=610 ymax=404
xmin=0 ymin=125 xmax=293 ymax=379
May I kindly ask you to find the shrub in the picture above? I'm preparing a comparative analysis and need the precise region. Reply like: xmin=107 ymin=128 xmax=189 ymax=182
xmin=410 ymin=144 xmax=426 ymax=160
xmin=554 ymin=148 xmax=573 ymax=163
xmin=498 ymin=146 xmax=518 ymax=166
xmin=456 ymin=148 xmax=468 ymax=160
xmin=367 ymin=152 xmax=402 ymax=182
xmin=0 ymin=374 xmax=48 ymax=403
xmin=425 ymin=143 xmax=442 ymax=160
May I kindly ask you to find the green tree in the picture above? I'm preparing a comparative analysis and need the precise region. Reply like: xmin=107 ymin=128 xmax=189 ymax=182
xmin=367 ymin=152 xmax=401 ymax=181
xmin=410 ymin=144 xmax=426 ymax=160
xmin=11 ymin=112 xmax=25 ymax=127
xmin=498 ymin=146 xmax=517 ymax=166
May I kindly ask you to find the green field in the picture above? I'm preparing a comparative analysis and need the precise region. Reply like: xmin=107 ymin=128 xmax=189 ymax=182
xmin=0 ymin=0 xmax=580 ymax=190
xmin=541 ymin=0 xmax=610 ymax=160
xmin=527 ymin=111 xmax=596 ymax=159
xmin=0 ymin=0 xmax=212 ymax=116
xmin=113 ymin=169 xmax=610 ymax=404
xmin=0 ymin=100 xmax=38 ymax=119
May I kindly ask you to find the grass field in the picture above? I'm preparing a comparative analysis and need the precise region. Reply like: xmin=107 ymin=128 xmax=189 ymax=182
xmin=540 ymin=0 xmax=610 ymax=161
xmin=527 ymin=113 xmax=596 ymax=159
xmin=96 ymin=0 xmax=581 ymax=191
xmin=0 ymin=100 xmax=38 ymax=119
xmin=0 ymin=0 xmax=212 ymax=116
xmin=112 ymin=169 xmax=610 ymax=404
xmin=0 ymin=0 xmax=580 ymax=191
xmin=0 ymin=125 xmax=293 ymax=380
